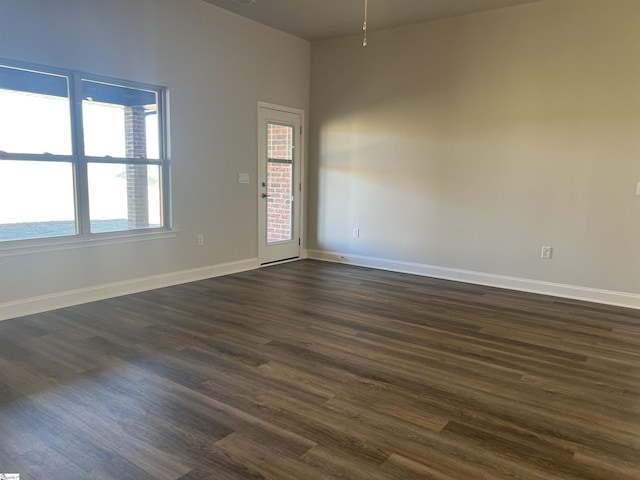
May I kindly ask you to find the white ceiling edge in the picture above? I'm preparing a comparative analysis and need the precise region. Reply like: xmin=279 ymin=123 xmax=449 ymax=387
xmin=201 ymin=0 xmax=542 ymax=41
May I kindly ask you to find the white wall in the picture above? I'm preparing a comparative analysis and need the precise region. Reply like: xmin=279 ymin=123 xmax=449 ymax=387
xmin=0 ymin=0 xmax=310 ymax=317
xmin=309 ymin=0 xmax=640 ymax=306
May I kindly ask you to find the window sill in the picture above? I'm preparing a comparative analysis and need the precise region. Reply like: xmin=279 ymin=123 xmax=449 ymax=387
xmin=0 ymin=229 xmax=179 ymax=258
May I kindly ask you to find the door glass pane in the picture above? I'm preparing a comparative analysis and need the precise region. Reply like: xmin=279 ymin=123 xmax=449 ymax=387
xmin=82 ymin=80 xmax=159 ymax=159
xmin=0 ymin=66 xmax=72 ymax=155
xmin=88 ymin=163 xmax=162 ymax=233
xmin=267 ymin=123 xmax=293 ymax=243
xmin=0 ymin=160 xmax=76 ymax=241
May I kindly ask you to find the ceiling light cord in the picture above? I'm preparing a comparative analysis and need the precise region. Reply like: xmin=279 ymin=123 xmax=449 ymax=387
xmin=362 ymin=0 xmax=368 ymax=46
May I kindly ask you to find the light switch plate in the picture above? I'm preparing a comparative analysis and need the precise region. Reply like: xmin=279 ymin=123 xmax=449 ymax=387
xmin=238 ymin=173 xmax=249 ymax=184
xmin=636 ymin=181 xmax=640 ymax=195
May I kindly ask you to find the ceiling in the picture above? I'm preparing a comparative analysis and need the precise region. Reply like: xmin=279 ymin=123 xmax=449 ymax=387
xmin=201 ymin=0 xmax=541 ymax=41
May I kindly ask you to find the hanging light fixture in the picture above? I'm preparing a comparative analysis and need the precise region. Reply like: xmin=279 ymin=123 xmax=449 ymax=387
xmin=362 ymin=0 xmax=368 ymax=46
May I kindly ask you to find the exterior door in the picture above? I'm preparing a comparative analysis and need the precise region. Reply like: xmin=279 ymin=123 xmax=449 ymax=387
xmin=258 ymin=103 xmax=302 ymax=265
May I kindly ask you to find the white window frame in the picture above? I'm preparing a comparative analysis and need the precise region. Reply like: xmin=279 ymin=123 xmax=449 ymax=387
xmin=0 ymin=58 xmax=172 ymax=252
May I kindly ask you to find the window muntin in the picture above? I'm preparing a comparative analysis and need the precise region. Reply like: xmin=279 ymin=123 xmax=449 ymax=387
xmin=0 ymin=61 xmax=169 ymax=244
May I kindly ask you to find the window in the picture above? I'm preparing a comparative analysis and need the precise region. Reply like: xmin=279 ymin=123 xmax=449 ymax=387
xmin=0 ymin=61 xmax=169 ymax=243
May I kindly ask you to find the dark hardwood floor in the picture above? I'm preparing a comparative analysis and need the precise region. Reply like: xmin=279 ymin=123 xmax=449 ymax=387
xmin=0 ymin=260 xmax=639 ymax=479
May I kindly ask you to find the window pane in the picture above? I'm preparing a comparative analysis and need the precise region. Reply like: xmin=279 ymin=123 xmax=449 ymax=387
xmin=88 ymin=163 xmax=162 ymax=233
xmin=268 ymin=123 xmax=293 ymax=161
xmin=82 ymin=80 xmax=160 ymax=159
xmin=267 ymin=162 xmax=293 ymax=243
xmin=0 ymin=66 xmax=72 ymax=155
xmin=0 ymin=160 xmax=75 ymax=242
xmin=267 ymin=123 xmax=293 ymax=243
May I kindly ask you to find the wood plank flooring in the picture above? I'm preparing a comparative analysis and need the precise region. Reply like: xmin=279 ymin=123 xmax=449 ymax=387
xmin=0 ymin=259 xmax=639 ymax=479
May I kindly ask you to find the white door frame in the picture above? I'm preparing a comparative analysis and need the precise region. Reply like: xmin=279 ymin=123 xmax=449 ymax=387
xmin=257 ymin=102 xmax=304 ymax=265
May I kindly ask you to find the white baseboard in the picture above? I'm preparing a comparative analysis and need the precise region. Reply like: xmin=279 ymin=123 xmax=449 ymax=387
xmin=4 ymin=252 xmax=637 ymax=321
xmin=0 ymin=258 xmax=259 ymax=322
xmin=307 ymin=249 xmax=640 ymax=310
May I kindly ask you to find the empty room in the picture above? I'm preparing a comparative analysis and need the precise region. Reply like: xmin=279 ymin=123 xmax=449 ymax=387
xmin=0 ymin=0 xmax=638 ymax=479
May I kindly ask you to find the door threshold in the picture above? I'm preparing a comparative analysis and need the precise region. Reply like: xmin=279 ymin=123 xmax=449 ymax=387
xmin=260 ymin=256 xmax=300 ymax=267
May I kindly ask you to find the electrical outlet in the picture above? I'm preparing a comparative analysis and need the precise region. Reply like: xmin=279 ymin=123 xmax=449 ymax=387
xmin=197 ymin=234 xmax=204 ymax=246
xmin=353 ymin=228 xmax=360 ymax=238
xmin=541 ymin=246 xmax=553 ymax=259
